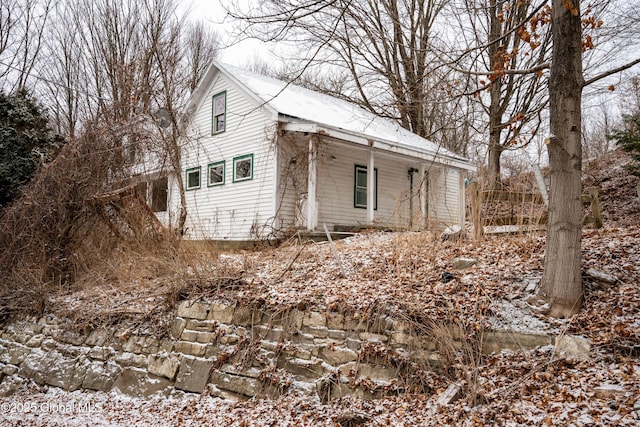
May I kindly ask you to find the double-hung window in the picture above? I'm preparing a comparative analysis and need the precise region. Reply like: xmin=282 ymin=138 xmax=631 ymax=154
xmin=212 ymin=91 xmax=226 ymax=134
xmin=354 ymin=165 xmax=377 ymax=209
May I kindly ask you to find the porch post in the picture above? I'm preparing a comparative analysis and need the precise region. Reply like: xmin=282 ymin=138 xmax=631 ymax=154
xmin=367 ymin=149 xmax=375 ymax=224
xmin=307 ymin=136 xmax=318 ymax=231
xmin=458 ymin=170 xmax=466 ymax=228
xmin=419 ymin=163 xmax=428 ymax=227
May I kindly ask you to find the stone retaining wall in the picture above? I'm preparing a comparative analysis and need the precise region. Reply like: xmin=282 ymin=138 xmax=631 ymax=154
xmin=0 ymin=300 xmax=555 ymax=401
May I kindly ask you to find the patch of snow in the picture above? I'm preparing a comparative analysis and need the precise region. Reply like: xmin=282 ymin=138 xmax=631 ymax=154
xmin=488 ymin=299 xmax=558 ymax=334
xmin=442 ymin=225 xmax=462 ymax=234
xmin=484 ymin=225 xmax=546 ymax=234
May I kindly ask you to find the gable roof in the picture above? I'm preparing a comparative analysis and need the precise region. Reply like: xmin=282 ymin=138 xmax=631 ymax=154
xmin=186 ymin=60 xmax=474 ymax=171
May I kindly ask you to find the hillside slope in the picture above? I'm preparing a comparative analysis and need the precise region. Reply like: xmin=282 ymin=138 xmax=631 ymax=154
xmin=0 ymin=150 xmax=638 ymax=426
xmin=583 ymin=149 xmax=640 ymax=227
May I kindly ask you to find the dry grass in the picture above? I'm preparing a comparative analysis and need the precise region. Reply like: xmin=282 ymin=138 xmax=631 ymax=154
xmin=0 ymin=120 xmax=238 ymax=332
xmin=0 ymin=146 xmax=637 ymax=422
xmin=1 ymin=136 xmax=637 ymax=352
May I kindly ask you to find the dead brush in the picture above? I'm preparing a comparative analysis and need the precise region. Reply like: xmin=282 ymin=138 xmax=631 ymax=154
xmin=426 ymin=319 xmax=487 ymax=405
xmin=57 ymin=236 xmax=249 ymax=334
xmin=0 ymin=124 xmax=122 ymax=320
xmin=356 ymin=340 xmax=440 ymax=395
xmin=387 ymin=231 xmax=439 ymax=281
xmin=0 ymin=118 xmax=246 ymax=332
xmin=333 ymin=295 xmax=489 ymax=402
xmin=383 ymin=306 xmax=490 ymax=406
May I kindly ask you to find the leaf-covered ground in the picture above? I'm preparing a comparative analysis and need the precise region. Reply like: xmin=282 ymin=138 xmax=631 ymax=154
xmin=3 ymin=226 xmax=638 ymax=426
xmin=2 ymin=150 xmax=639 ymax=425
xmin=1 ymin=343 xmax=638 ymax=426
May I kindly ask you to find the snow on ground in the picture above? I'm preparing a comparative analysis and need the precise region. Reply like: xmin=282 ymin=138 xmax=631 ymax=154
xmin=3 ymin=225 xmax=637 ymax=426
xmin=1 ymin=351 xmax=639 ymax=427
xmin=4 ymin=149 xmax=639 ymax=426
xmin=487 ymin=299 xmax=557 ymax=333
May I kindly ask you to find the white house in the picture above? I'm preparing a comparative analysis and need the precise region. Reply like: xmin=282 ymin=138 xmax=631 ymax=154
xmin=150 ymin=61 xmax=475 ymax=241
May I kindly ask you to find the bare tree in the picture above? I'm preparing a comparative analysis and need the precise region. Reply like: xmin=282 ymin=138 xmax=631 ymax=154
xmin=141 ymin=0 xmax=219 ymax=235
xmin=582 ymin=96 xmax=616 ymax=161
xmin=534 ymin=0 xmax=640 ymax=318
xmin=32 ymin=0 xmax=220 ymax=235
xmin=184 ymin=21 xmax=220 ymax=93
xmin=39 ymin=2 xmax=86 ymax=139
xmin=619 ymin=74 xmax=640 ymax=116
xmin=448 ymin=0 xmax=551 ymax=188
xmin=444 ymin=0 xmax=640 ymax=188
xmin=0 ymin=0 xmax=19 ymax=83
xmin=226 ymin=0 xmax=478 ymax=156
xmin=579 ymin=1 xmax=640 ymax=161
xmin=0 ymin=0 xmax=53 ymax=91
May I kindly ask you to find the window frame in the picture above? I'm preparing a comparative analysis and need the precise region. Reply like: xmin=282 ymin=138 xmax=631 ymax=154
xmin=232 ymin=154 xmax=254 ymax=183
xmin=185 ymin=166 xmax=201 ymax=191
xmin=353 ymin=164 xmax=378 ymax=210
xmin=207 ymin=161 xmax=225 ymax=187
xmin=212 ymin=91 xmax=226 ymax=135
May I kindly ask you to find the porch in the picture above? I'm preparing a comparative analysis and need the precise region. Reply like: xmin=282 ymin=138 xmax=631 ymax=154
xmin=275 ymin=128 xmax=467 ymax=234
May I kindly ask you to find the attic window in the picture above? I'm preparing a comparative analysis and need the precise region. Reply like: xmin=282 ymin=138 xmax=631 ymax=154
xmin=233 ymin=154 xmax=253 ymax=182
xmin=354 ymin=164 xmax=377 ymax=209
xmin=212 ymin=91 xmax=226 ymax=134
xmin=186 ymin=167 xmax=201 ymax=191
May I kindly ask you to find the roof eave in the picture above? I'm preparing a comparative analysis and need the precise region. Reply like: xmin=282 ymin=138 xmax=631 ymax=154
xmin=282 ymin=121 xmax=476 ymax=172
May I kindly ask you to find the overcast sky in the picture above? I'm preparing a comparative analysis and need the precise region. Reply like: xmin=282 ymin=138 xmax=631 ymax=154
xmin=189 ymin=0 xmax=268 ymax=67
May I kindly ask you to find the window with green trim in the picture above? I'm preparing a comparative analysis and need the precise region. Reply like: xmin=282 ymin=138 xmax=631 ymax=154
xmin=207 ymin=161 xmax=225 ymax=186
xmin=212 ymin=91 xmax=226 ymax=134
xmin=354 ymin=164 xmax=377 ymax=209
xmin=233 ymin=154 xmax=253 ymax=182
xmin=186 ymin=167 xmax=201 ymax=191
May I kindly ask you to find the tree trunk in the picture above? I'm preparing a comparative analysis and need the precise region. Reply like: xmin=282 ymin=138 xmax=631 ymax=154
xmin=487 ymin=131 xmax=503 ymax=189
xmin=538 ymin=0 xmax=584 ymax=317
xmin=486 ymin=0 xmax=504 ymax=190
xmin=170 ymin=131 xmax=188 ymax=237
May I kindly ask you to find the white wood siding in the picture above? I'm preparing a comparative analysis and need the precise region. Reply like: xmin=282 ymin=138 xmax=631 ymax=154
xmin=171 ymin=71 xmax=467 ymax=240
xmin=316 ymin=143 xmax=414 ymax=229
xmin=180 ymin=74 xmax=277 ymax=240
xmin=428 ymin=166 xmax=464 ymax=230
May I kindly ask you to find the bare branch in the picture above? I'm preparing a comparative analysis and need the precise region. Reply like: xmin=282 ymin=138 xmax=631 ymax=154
xmin=583 ymin=56 xmax=640 ymax=87
xmin=448 ymin=62 xmax=550 ymax=78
